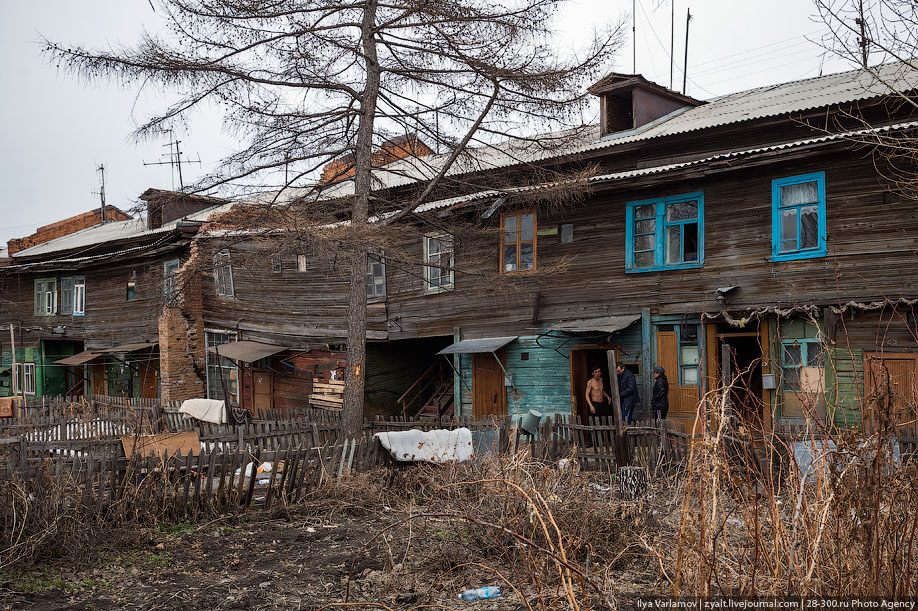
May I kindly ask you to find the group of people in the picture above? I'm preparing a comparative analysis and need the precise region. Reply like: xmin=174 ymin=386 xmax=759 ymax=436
xmin=585 ymin=363 xmax=669 ymax=424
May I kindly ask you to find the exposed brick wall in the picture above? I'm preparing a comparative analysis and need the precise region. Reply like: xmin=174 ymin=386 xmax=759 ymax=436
xmin=158 ymin=242 xmax=207 ymax=402
xmin=319 ymin=134 xmax=434 ymax=184
xmin=7 ymin=206 xmax=131 ymax=255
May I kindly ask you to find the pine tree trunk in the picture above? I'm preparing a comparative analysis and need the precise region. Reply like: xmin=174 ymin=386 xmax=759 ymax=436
xmin=341 ymin=0 xmax=380 ymax=437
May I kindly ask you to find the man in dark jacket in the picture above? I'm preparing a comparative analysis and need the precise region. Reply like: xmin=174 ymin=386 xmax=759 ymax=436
xmin=651 ymin=366 xmax=669 ymax=420
xmin=615 ymin=363 xmax=639 ymax=424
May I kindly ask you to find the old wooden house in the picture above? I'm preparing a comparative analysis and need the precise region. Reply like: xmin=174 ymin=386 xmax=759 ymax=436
xmin=2 ymin=62 xmax=917 ymax=436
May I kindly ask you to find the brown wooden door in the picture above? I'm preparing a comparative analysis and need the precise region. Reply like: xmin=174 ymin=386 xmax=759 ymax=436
xmin=657 ymin=330 xmax=701 ymax=418
xmin=253 ymin=370 xmax=273 ymax=415
xmin=473 ymin=351 xmax=506 ymax=419
xmin=865 ymin=353 xmax=918 ymax=436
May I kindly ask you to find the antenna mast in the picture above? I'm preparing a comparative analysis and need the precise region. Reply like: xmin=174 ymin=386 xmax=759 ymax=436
xmin=91 ymin=164 xmax=108 ymax=223
xmin=683 ymin=7 xmax=692 ymax=95
xmin=143 ymin=128 xmax=201 ymax=191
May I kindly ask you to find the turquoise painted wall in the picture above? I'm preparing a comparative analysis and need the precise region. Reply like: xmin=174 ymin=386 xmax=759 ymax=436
xmin=0 ymin=348 xmax=41 ymax=398
xmin=456 ymin=328 xmax=646 ymax=419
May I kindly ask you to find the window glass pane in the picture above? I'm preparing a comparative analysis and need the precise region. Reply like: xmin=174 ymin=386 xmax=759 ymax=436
xmin=667 ymin=200 xmax=697 ymax=221
xmin=504 ymin=215 xmax=517 ymax=243
xmin=635 ymin=204 xmax=655 ymax=219
xmin=126 ymin=282 xmax=135 ymax=301
xmin=634 ymin=234 xmax=654 ymax=252
xmin=666 ymin=225 xmax=681 ymax=264
xmin=519 ymin=243 xmax=534 ymax=270
xmin=779 ymin=208 xmax=797 ymax=252
xmin=683 ymin=222 xmax=698 ymax=262
xmin=807 ymin=343 xmax=824 ymax=367
xmin=635 ymin=219 xmax=655 ymax=234
xmin=559 ymin=223 xmax=573 ymax=243
xmin=779 ymin=180 xmax=819 ymax=207
xmin=520 ymin=214 xmax=534 ymax=241
xmin=503 ymin=245 xmax=517 ymax=272
xmin=800 ymin=205 xmax=819 ymax=249
xmin=682 ymin=366 xmax=699 ymax=385
xmin=783 ymin=343 xmax=802 ymax=366
xmin=635 ymin=251 xmax=654 ymax=268
xmin=681 ymin=345 xmax=700 ymax=366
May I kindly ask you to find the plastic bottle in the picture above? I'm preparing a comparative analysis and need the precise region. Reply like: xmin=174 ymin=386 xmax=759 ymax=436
xmin=458 ymin=586 xmax=501 ymax=601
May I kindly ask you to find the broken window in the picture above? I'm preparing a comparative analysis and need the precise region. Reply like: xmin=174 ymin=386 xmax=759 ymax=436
xmin=213 ymin=249 xmax=234 ymax=297
xmin=626 ymin=194 xmax=703 ymax=271
xmin=423 ymin=233 xmax=454 ymax=293
xmin=772 ymin=172 xmax=826 ymax=261
xmin=500 ymin=210 xmax=536 ymax=273
xmin=366 ymin=255 xmax=386 ymax=298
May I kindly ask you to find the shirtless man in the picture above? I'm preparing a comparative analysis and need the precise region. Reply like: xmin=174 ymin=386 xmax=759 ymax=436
xmin=585 ymin=367 xmax=612 ymax=417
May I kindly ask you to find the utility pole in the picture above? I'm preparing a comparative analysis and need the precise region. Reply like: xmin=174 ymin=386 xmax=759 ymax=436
xmin=9 ymin=324 xmax=20 ymax=411
xmin=670 ymin=0 xmax=675 ymax=89
xmin=96 ymin=164 xmax=107 ymax=223
xmin=856 ymin=0 xmax=868 ymax=68
xmin=633 ymin=0 xmax=637 ymax=73
xmin=683 ymin=7 xmax=692 ymax=95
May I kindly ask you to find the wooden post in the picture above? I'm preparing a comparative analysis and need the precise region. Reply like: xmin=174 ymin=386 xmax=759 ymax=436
xmin=641 ymin=308 xmax=653 ymax=418
xmin=607 ymin=350 xmax=624 ymax=436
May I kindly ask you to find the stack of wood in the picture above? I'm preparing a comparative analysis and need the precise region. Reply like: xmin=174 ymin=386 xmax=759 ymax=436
xmin=309 ymin=378 xmax=344 ymax=410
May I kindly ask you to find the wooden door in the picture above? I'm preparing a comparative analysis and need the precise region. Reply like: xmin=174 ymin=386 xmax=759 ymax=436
xmin=656 ymin=331 xmax=681 ymax=415
xmin=865 ymin=353 xmax=918 ymax=436
xmin=253 ymin=370 xmax=273 ymax=415
xmin=472 ymin=351 xmax=506 ymax=419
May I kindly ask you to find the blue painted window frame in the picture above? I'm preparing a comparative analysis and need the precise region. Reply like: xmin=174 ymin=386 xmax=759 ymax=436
xmin=780 ymin=338 xmax=824 ymax=392
xmin=625 ymin=192 xmax=704 ymax=273
xmin=771 ymin=171 xmax=827 ymax=261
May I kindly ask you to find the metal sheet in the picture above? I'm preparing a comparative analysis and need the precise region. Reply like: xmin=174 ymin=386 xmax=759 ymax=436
xmin=545 ymin=314 xmax=641 ymax=334
xmin=206 ymin=340 xmax=288 ymax=362
xmin=437 ymin=336 xmax=517 ymax=355
xmin=54 ymin=351 xmax=100 ymax=366
xmin=97 ymin=342 xmax=158 ymax=353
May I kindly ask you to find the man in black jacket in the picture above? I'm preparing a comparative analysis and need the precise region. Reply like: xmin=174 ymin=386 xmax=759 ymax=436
xmin=651 ymin=366 xmax=669 ymax=420
xmin=615 ymin=363 xmax=639 ymax=424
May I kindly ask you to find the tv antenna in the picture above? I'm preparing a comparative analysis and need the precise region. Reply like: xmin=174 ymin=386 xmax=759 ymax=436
xmin=90 ymin=164 xmax=108 ymax=223
xmin=143 ymin=128 xmax=201 ymax=191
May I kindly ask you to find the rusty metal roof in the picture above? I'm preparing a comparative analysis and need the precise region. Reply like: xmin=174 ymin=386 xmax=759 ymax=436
xmin=206 ymin=340 xmax=288 ymax=362
xmin=54 ymin=351 xmax=100 ymax=366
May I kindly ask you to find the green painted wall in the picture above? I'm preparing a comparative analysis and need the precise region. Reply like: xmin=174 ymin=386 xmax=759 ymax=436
xmin=0 ymin=348 xmax=40 ymax=398
xmin=39 ymin=341 xmax=80 ymax=397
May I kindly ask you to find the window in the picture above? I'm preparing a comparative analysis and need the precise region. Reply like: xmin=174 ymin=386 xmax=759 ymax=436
xmin=126 ymin=279 xmax=135 ymax=301
xmin=501 ymin=210 xmax=536 ymax=272
xmin=679 ymin=324 xmax=701 ymax=385
xmin=213 ymin=250 xmax=234 ymax=297
xmin=367 ymin=255 xmax=386 ymax=298
xmin=205 ymin=330 xmax=238 ymax=405
xmin=163 ymin=259 xmax=180 ymax=300
xmin=61 ymin=276 xmax=86 ymax=315
xmin=626 ymin=193 xmax=703 ymax=272
xmin=272 ymin=255 xmax=283 ymax=273
xmin=13 ymin=363 xmax=36 ymax=395
xmin=423 ymin=233 xmax=454 ymax=293
xmin=559 ymin=223 xmax=574 ymax=243
xmin=296 ymin=254 xmax=308 ymax=272
xmin=771 ymin=172 xmax=826 ymax=261
xmin=33 ymin=279 xmax=57 ymax=316
xmin=781 ymin=338 xmax=824 ymax=392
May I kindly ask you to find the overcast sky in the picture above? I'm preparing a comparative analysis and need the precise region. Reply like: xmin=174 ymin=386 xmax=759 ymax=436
xmin=0 ymin=0 xmax=855 ymax=250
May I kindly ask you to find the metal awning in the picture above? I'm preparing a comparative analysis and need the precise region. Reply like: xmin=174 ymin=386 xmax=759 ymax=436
xmin=545 ymin=314 xmax=641 ymax=334
xmin=96 ymin=342 xmax=158 ymax=353
xmin=437 ymin=336 xmax=517 ymax=355
xmin=54 ymin=351 xmax=100 ymax=366
xmin=206 ymin=340 xmax=289 ymax=362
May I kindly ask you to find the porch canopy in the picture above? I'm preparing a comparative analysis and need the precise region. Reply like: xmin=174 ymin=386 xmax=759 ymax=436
xmin=545 ymin=314 xmax=641 ymax=334
xmin=96 ymin=342 xmax=158 ymax=353
xmin=54 ymin=350 xmax=100 ymax=366
xmin=437 ymin=336 xmax=517 ymax=355
xmin=206 ymin=340 xmax=288 ymax=363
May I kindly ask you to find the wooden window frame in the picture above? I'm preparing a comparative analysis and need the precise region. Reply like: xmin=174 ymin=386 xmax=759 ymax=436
xmin=500 ymin=210 xmax=537 ymax=274
xmin=163 ymin=259 xmax=180 ymax=299
xmin=423 ymin=233 xmax=454 ymax=294
xmin=366 ymin=254 xmax=386 ymax=299
xmin=213 ymin=249 xmax=235 ymax=298
xmin=34 ymin=278 xmax=57 ymax=316
xmin=771 ymin=171 xmax=827 ymax=261
xmin=625 ymin=192 xmax=704 ymax=273
xmin=14 ymin=363 xmax=36 ymax=395
xmin=72 ymin=276 xmax=86 ymax=315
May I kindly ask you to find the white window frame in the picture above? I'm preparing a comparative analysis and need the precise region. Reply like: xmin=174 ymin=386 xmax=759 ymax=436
xmin=213 ymin=250 xmax=235 ymax=297
xmin=72 ymin=277 xmax=86 ymax=315
xmin=423 ymin=233 xmax=454 ymax=294
xmin=34 ymin=278 xmax=57 ymax=316
xmin=14 ymin=363 xmax=36 ymax=395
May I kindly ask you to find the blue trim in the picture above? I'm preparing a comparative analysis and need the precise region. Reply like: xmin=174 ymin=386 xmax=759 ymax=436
xmin=771 ymin=171 xmax=827 ymax=262
xmin=625 ymin=192 xmax=704 ymax=273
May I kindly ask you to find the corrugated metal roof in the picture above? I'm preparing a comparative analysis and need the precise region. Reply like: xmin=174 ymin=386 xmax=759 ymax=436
xmin=54 ymin=351 xmax=100 ymax=366
xmin=545 ymin=314 xmax=641 ymax=334
xmin=206 ymin=340 xmax=288 ymax=362
xmin=96 ymin=342 xmax=158 ymax=353
xmin=437 ymin=336 xmax=517 ymax=355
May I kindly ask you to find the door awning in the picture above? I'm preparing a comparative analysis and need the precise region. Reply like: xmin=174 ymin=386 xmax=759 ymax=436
xmin=54 ymin=351 xmax=100 ymax=366
xmin=96 ymin=342 xmax=158 ymax=353
xmin=206 ymin=340 xmax=289 ymax=362
xmin=545 ymin=314 xmax=641 ymax=334
xmin=437 ymin=336 xmax=517 ymax=355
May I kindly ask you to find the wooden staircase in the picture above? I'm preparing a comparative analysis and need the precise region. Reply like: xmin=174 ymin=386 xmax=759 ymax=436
xmin=399 ymin=360 xmax=454 ymax=420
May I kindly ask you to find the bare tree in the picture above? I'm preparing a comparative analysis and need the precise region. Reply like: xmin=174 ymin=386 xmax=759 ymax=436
xmin=814 ymin=0 xmax=918 ymax=200
xmin=45 ymin=0 xmax=623 ymax=433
